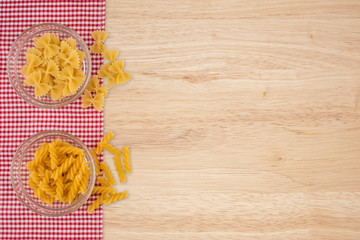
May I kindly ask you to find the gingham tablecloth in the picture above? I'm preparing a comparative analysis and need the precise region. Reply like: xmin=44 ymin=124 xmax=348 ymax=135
xmin=0 ymin=1 xmax=105 ymax=239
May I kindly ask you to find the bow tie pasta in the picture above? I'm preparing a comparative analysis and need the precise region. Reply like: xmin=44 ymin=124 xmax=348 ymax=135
xmin=83 ymin=30 xmax=132 ymax=112
xmin=20 ymin=33 xmax=86 ymax=101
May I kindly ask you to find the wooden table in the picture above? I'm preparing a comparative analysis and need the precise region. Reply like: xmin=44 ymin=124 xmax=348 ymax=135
xmin=103 ymin=1 xmax=360 ymax=239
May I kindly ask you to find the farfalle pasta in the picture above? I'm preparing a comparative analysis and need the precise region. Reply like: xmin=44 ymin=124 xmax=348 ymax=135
xmin=82 ymin=30 xmax=132 ymax=112
xmin=82 ymin=89 xmax=105 ymax=112
xmin=90 ymin=30 xmax=108 ymax=54
xmin=86 ymin=75 xmax=109 ymax=96
xmin=27 ymin=139 xmax=90 ymax=205
xmin=20 ymin=33 xmax=86 ymax=101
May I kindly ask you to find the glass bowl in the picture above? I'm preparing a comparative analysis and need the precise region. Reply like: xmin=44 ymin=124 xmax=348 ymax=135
xmin=7 ymin=23 xmax=91 ymax=108
xmin=11 ymin=130 xmax=96 ymax=217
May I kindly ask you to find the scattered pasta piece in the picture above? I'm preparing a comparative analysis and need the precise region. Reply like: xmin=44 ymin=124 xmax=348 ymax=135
xmin=102 ymin=143 xmax=122 ymax=157
xmin=87 ymin=130 xmax=131 ymax=214
xmin=103 ymin=191 xmax=128 ymax=206
xmin=122 ymin=146 xmax=131 ymax=173
xmin=87 ymin=194 xmax=106 ymax=214
xmin=83 ymin=30 xmax=132 ymax=111
xmin=100 ymin=162 xmax=116 ymax=186
xmin=90 ymin=30 xmax=108 ymax=54
xmin=97 ymin=63 xmax=112 ymax=79
xmin=86 ymin=75 xmax=109 ymax=96
xmin=108 ymin=60 xmax=124 ymax=73
xmin=82 ymin=89 xmax=105 ymax=112
xmin=113 ymin=156 xmax=126 ymax=183
xmin=20 ymin=33 xmax=86 ymax=101
xmin=91 ymin=30 xmax=108 ymax=42
xmin=97 ymin=176 xmax=111 ymax=187
xmin=90 ymin=149 xmax=101 ymax=176
xmin=90 ymin=42 xmax=106 ymax=54
xmin=95 ymin=131 xmax=114 ymax=154
xmin=27 ymin=139 xmax=90 ymax=205
xmin=102 ymin=49 xmax=119 ymax=63
xmin=92 ymin=186 xmax=116 ymax=195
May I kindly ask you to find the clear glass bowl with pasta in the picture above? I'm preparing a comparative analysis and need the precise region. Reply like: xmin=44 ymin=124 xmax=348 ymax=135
xmin=7 ymin=23 xmax=91 ymax=108
xmin=11 ymin=130 xmax=96 ymax=216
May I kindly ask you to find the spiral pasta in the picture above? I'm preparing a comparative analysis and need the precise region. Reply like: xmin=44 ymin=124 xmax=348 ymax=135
xmin=49 ymin=142 xmax=59 ymax=169
xmin=87 ymin=194 xmax=106 ymax=214
xmin=96 ymin=177 xmax=111 ymax=187
xmin=103 ymin=191 xmax=128 ymax=206
xmin=90 ymin=149 xmax=101 ymax=176
xmin=27 ymin=142 xmax=49 ymax=170
xmin=113 ymin=156 xmax=126 ymax=183
xmin=27 ymin=139 xmax=90 ymax=205
xmin=55 ymin=174 xmax=64 ymax=200
xmin=66 ymin=155 xmax=82 ymax=181
xmin=102 ymin=143 xmax=122 ymax=157
xmin=67 ymin=174 xmax=82 ymax=203
xmin=96 ymin=131 xmax=114 ymax=154
xmin=87 ymin=130 xmax=132 ymax=214
xmin=51 ymin=155 xmax=76 ymax=179
xmin=58 ymin=145 xmax=84 ymax=156
xmin=92 ymin=186 xmax=116 ymax=195
xmin=122 ymin=146 xmax=131 ymax=173
xmin=99 ymin=162 xmax=116 ymax=186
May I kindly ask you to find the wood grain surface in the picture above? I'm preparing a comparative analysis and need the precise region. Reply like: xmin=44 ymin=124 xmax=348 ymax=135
xmin=103 ymin=1 xmax=360 ymax=239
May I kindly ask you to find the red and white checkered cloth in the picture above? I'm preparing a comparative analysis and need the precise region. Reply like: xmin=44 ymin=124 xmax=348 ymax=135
xmin=0 ymin=1 xmax=105 ymax=239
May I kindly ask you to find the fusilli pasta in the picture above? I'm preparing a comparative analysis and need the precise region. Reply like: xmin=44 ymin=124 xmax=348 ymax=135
xmin=96 ymin=131 xmax=114 ymax=154
xmin=122 ymin=146 xmax=131 ymax=173
xmin=27 ymin=139 xmax=91 ymax=205
xmin=99 ymin=162 xmax=116 ymax=186
xmin=103 ymin=191 xmax=128 ymax=206
xmin=87 ymin=194 xmax=106 ymax=214
xmin=113 ymin=156 xmax=126 ymax=183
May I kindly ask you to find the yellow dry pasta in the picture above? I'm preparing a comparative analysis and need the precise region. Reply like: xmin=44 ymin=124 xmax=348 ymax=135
xmin=103 ymin=191 xmax=128 ymax=206
xmin=48 ymin=142 xmax=59 ymax=169
xmin=66 ymin=155 xmax=82 ymax=181
xmin=90 ymin=30 xmax=108 ymax=54
xmin=95 ymin=131 xmax=114 ymax=154
xmin=102 ymin=49 xmax=119 ymax=63
xmin=90 ymin=41 xmax=106 ymax=54
xmin=87 ymin=130 xmax=133 ymax=214
xmin=81 ymin=89 xmax=105 ymax=112
xmin=86 ymin=75 xmax=109 ymax=96
xmin=96 ymin=176 xmax=111 ymax=187
xmin=113 ymin=156 xmax=126 ymax=183
xmin=83 ymin=30 xmax=133 ymax=111
xmin=21 ymin=33 xmax=86 ymax=101
xmin=97 ymin=63 xmax=111 ymax=79
xmin=122 ymin=146 xmax=131 ymax=173
xmin=91 ymin=30 xmax=108 ymax=42
xmin=90 ymin=149 xmax=101 ymax=176
xmin=87 ymin=194 xmax=106 ymax=214
xmin=99 ymin=162 xmax=116 ymax=186
xmin=67 ymin=174 xmax=82 ymax=203
xmin=24 ymin=71 xmax=51 ymax=97
xmin=102 ymin=143 xmax=122 ymax=157
xmin=92 ymin=186 xmax=116 ymax=195
xmin=27 ymin=139 xmax=90 ymax=205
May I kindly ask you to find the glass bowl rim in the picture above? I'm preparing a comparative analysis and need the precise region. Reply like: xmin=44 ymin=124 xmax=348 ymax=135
xmin=6 ymin=22 xmax=92 ymax=109
xmin=10 ymin=130 xmax=96 ymax=217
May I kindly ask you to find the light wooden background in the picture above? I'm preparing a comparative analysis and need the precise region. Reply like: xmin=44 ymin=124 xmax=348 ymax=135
xmin=103 ymin=1 xmax=360 ymax=239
